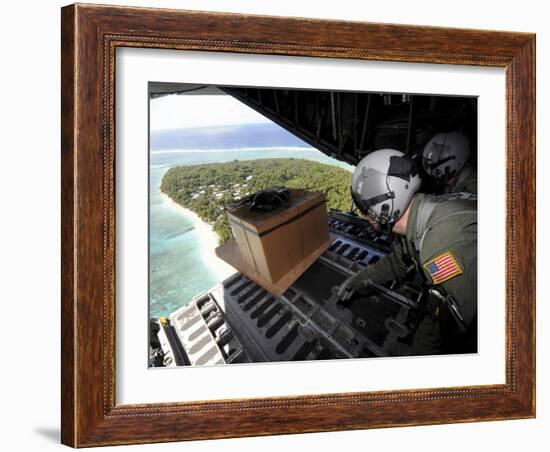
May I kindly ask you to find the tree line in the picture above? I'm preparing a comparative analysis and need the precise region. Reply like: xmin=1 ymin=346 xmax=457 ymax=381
xmin=160 ymin=158 xmax=353 ymax=244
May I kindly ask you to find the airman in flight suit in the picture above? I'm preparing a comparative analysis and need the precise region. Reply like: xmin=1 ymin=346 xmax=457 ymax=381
xmin=340 ymin=149 xmax=477 ymax=355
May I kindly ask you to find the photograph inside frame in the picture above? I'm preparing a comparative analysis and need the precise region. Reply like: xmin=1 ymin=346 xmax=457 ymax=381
xmin=148 ymin=83 xmax=478 ymax=368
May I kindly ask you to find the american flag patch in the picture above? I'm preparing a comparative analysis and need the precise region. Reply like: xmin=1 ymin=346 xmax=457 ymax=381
xmin=423 ymin=251 xmax=463 ymax=284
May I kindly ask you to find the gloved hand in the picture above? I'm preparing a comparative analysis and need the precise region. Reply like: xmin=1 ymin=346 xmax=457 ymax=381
xmin=335 ymin=268 xmax=372 ymax=301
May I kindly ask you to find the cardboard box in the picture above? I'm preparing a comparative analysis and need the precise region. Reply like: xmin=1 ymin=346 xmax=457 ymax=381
xmin=216 ymin=189 xmax=332 ymax=295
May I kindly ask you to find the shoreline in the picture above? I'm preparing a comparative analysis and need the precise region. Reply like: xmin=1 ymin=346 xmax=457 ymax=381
xmin=151 ymin=145 xmax=312 ymax=155
xmin=159 ymin=191 xmax=236 ymax=279
xmin=150 ymin=148 xmax=354 ymax=173
xmin=160 ymin=191 xmax=217 ymax=244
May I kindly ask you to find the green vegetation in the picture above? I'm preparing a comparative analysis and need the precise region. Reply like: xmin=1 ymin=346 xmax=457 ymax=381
xmin=160 ymin=158 xmax=353 ymax=244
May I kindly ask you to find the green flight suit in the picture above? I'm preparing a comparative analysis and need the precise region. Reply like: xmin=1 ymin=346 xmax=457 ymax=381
xmin=362 ymin=192 xmax=477 ymax=355
xmin=443 ymin=162 xmax=477 ymax=195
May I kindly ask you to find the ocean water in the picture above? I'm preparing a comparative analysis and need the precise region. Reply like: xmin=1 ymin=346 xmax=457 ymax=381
xmin=149 ymin=146 xmax=352 ymax=318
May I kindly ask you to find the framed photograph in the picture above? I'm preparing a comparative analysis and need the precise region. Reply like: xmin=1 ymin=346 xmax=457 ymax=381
xmin=61 ymin=3 xmax=536 ymax=447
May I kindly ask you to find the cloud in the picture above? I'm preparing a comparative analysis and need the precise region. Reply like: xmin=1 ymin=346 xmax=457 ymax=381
xmin=150 ymin=94 xmax=271 ymax=131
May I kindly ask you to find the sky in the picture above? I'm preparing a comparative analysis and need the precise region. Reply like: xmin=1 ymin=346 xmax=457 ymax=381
xmin=150 ymin=93 xmax=271 ymax=131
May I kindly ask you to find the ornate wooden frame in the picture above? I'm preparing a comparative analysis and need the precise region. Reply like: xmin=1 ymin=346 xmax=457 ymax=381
xmin=61 ymin=3 xmax=536 ymax=447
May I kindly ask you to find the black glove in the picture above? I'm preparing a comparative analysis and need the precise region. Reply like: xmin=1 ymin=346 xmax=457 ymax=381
xmin=335 ymin=269 xmax=372 ymax=301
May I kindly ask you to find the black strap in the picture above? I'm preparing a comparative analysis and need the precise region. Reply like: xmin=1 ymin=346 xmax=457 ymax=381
xmin=429 ymin=287 xmax=468 ymax=333
xmin=363 ymin=191 xmax=395 ymax=208
xmin=426 ymin=155 xmax=456 ymax=170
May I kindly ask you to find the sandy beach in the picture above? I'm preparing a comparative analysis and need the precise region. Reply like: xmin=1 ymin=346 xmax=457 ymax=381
xmin=159 ymin=192 xmax=236 ymax=280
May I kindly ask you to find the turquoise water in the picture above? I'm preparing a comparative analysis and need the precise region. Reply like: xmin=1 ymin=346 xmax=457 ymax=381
xmin=149 ymin=147 xmax=352 ymax=318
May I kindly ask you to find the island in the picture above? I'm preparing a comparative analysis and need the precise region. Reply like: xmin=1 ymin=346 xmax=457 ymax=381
xmin=160 ymin=158 xmax=353 ymax=245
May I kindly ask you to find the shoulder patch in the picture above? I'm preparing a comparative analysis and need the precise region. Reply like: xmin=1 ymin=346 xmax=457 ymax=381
xmin=423 ymin=250 xmax=463 ymax=284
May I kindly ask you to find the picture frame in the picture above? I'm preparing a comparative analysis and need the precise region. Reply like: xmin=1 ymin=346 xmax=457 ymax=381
xmin=61 ymin=3 xmax=535 ymax=447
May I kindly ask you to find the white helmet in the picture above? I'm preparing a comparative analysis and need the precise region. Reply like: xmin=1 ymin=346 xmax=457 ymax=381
xmin=351 ymin=149 xmax=421 ymax=227
xmin=422 ymin=132 xmax=471 ymax=182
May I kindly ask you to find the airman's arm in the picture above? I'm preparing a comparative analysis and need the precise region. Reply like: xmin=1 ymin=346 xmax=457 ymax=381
xmin=362 ymin=239 xmax=411 ymax=285
xmin=337 ymin=239 xmax=412 ymax=299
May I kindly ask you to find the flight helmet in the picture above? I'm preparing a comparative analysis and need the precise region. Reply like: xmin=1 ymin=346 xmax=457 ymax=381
xmin=351 ymin=149 xmax=421 ymax=228
xmin=422 ymin=131 xmax=471 ymax=182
